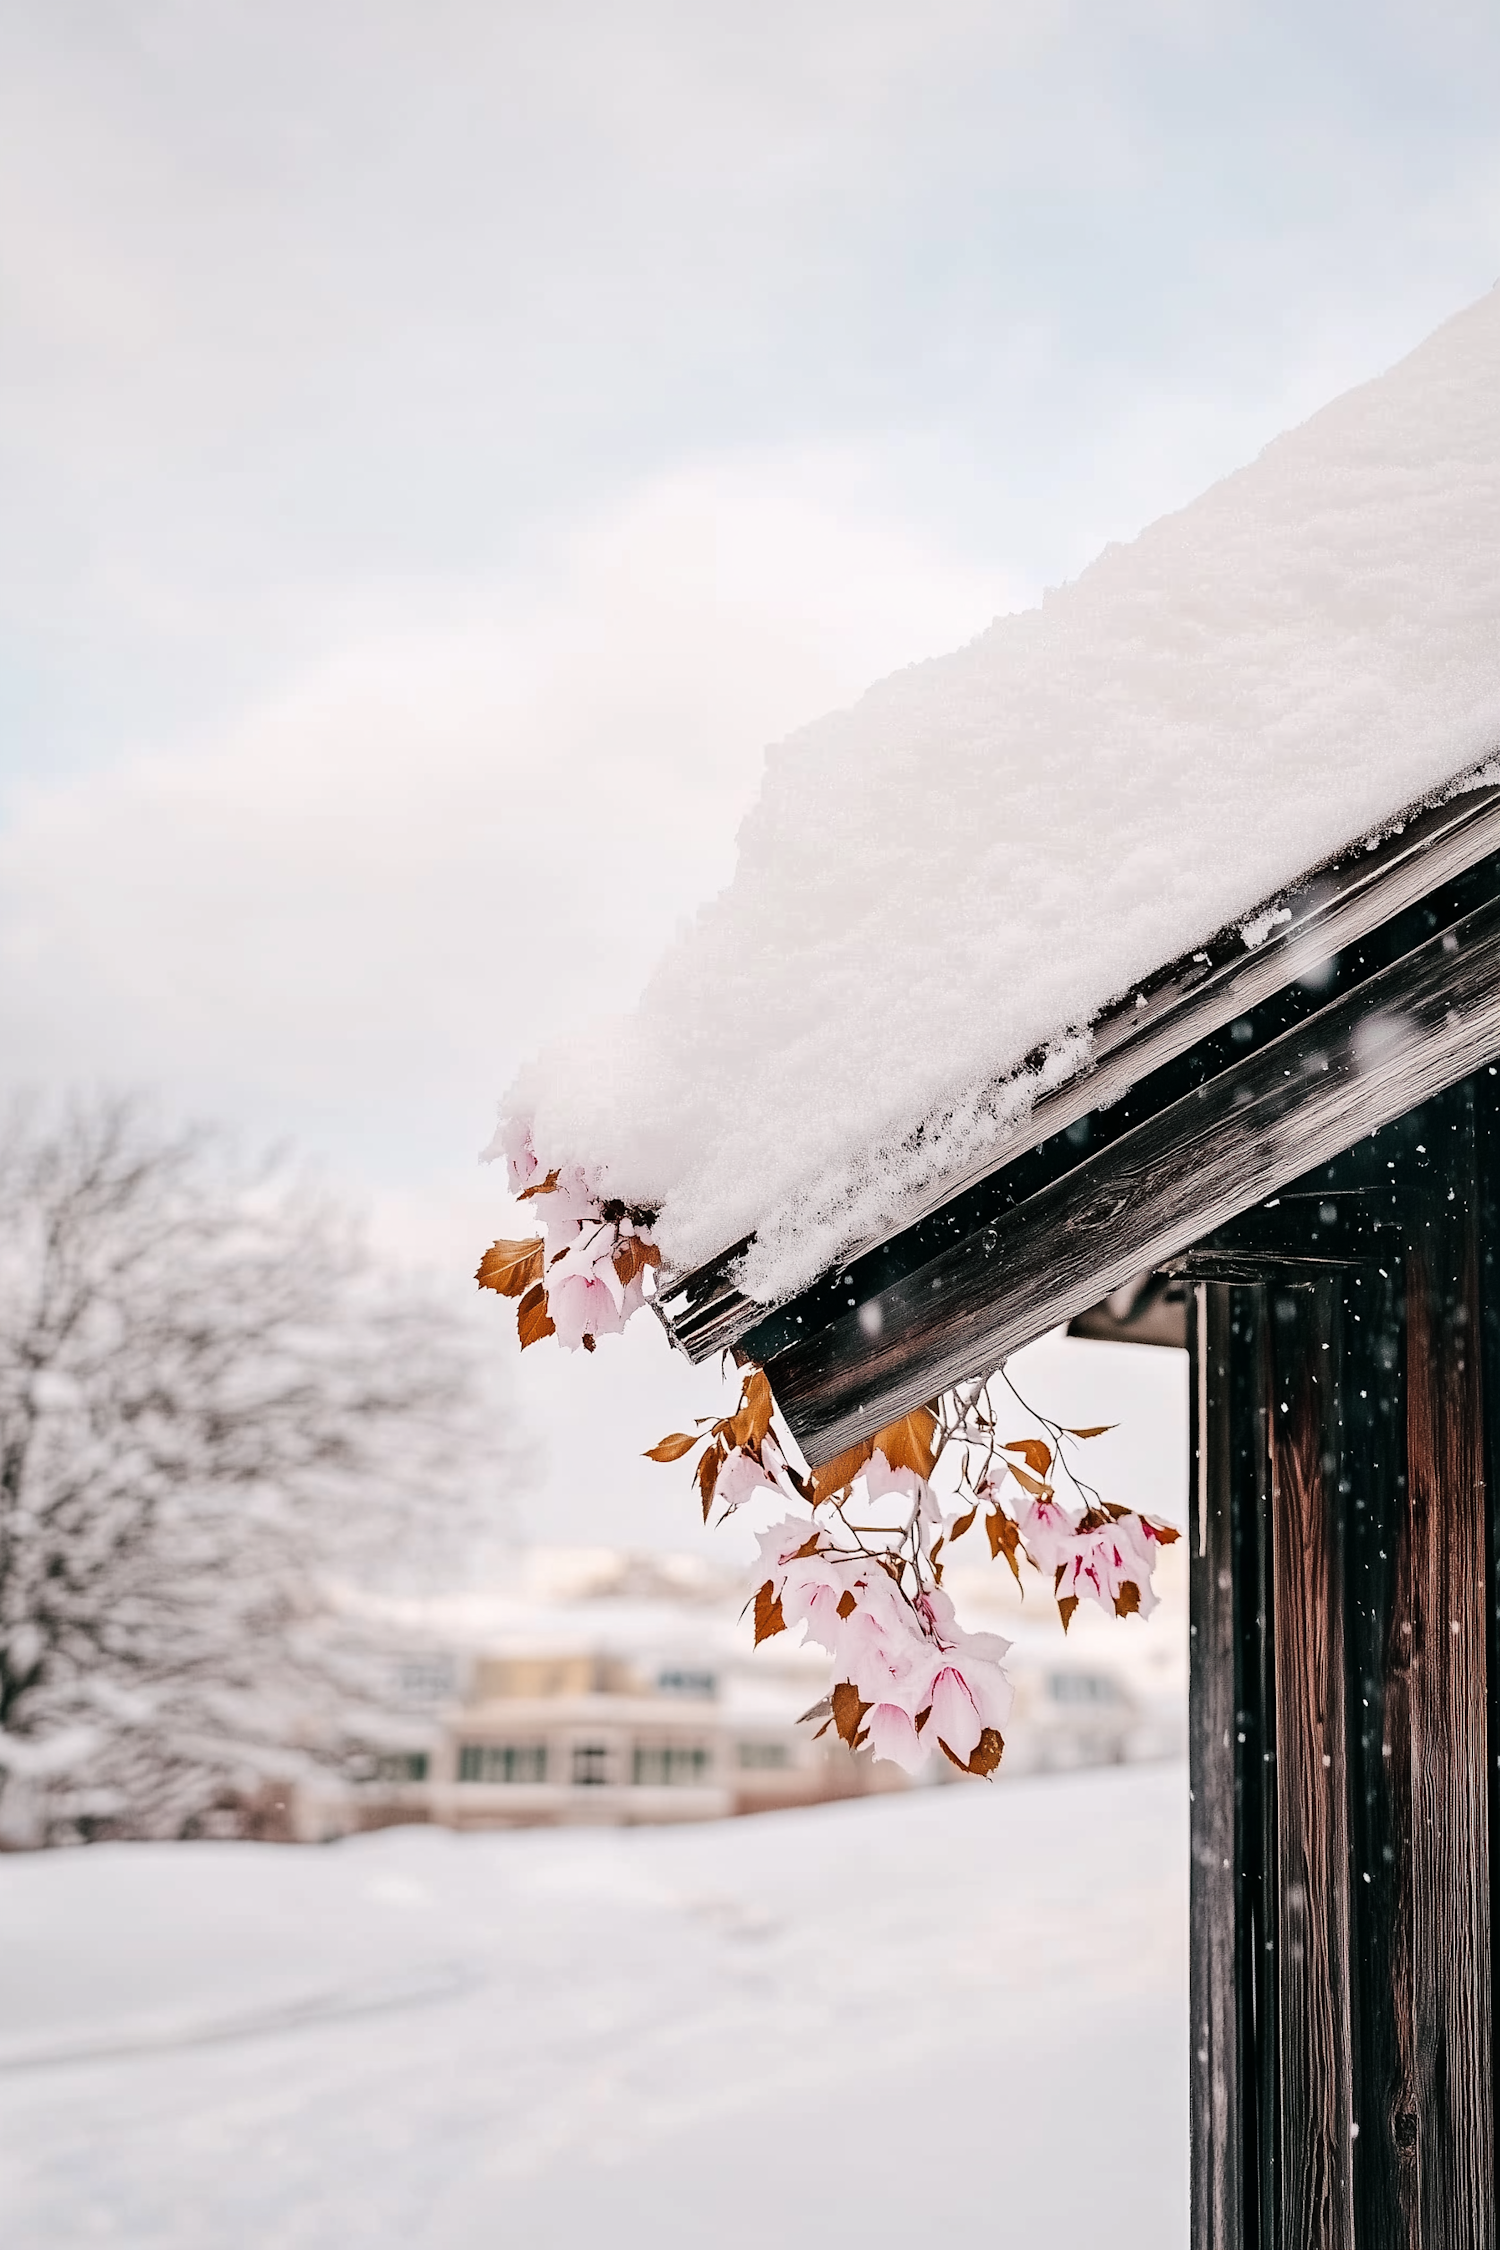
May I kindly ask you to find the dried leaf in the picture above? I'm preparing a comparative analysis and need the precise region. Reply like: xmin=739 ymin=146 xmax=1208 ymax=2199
xmin=985 ymin=1508 xmax=1024 ymax=1586
xmin=967 ymin=1727 xmax=1005 ymax=1777
xmin=835 ymin=1589 xmax=857 ymax=1620
xmin=948 ymin=1504 xmax=977 ymax=1544
xmin=1114 ymin=1580 xmax=1142 ymax=1619
xmin=612 ymin=1235 xmax=662 ymax=1289
xmin=937 ymin=1729 xmax=1005 ymax=1776
xmin=1143 ymin=1515 xmax=1181 ymax=1546
xmin=1005 ymin=1459 xmax=1054 ymax=1501
xmin=581 ymin=1334 xmax=596 ymax=1353
xmin=1057 ymin=1594 xmax=1079 ymax=1634
xmin=809 ymin=1434 xmax=875 ymax=1506
xmin=913 ymin=1704 xmax=932 ymax=1734
xmin=644 ymin=1431 xmax=698 ymax=1463
xmin=871 ymin=1406 xmax=939 ymax=1480
xmin=1001 ymin=1436 xmax=1053 ymax=1479
xmin=698 ymin=1443 xmax=724 ymax=1522
xmin=725 ymin=1367 xmax=775 ymax=1452
xmin=790 ymin=1533 xmax=823 ymax=1560
xmin=830 ymin=1680 xmax=870 ymax=1747
xmin=516 ymin=1282 xmax=556 ymax=1349
xmin=516 ymin=1167 xmax=562 ymax=1201
xmin=476 ymin=1237 xmax=546 ymax=1299
xmin=1063 ymin=1423 xmax=1116 ymax=1439
xmin=753 ymin=1580 xmax=786 ymax=1644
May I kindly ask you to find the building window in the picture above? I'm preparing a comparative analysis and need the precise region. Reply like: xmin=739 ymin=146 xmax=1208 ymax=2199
xmin=656 ymin=1667 xmax=717 ymax=1699
xmin=632 ymin=1743 xmax=711 ymax=1786
xmin=572 ymin=1742 xmax=611 ymax=1786
xmin=457 ymin=1742 xmax=547 ymax=1784
xmin=735 ymin=1740 xmax=790 ymax=1771
xmin=1046 ymin=1672 xmax=1122 ymax=1708
xmin=372 ymin=1751 xmax=430 ymax=1784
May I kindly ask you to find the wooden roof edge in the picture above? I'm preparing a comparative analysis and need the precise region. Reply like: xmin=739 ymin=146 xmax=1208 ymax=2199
xmin=654 ymin=771 xmax=1500 ymax=1365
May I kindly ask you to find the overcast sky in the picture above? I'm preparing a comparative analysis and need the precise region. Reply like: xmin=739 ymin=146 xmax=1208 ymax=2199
xmin=3 ymin=2 xmax=1498 ymax=1547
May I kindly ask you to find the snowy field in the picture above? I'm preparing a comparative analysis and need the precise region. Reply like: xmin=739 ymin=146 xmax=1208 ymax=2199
xmin=0 ymin=1766 xmax=1187 ymax=2249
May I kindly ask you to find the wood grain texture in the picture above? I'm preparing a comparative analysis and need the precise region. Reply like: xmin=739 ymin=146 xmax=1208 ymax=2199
xmin=1387 ymin=1166 xmax=1493 ymax=2249
xmin=767 ymin=887 xmax=1500 ymax=1467
xmin=1190 ymin=1285 xmax=1244 ymax=2250
xmin=1268 ymin=1282 xmax=1355 ymax=2250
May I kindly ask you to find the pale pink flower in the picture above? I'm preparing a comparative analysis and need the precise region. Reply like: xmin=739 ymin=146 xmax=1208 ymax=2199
xmin=1018 ymin=1491 xmax=1081 ymax=1576
xmin=532 ymin=1166 xmax=602 ymax=1256
xmin=1056 ymin=1515 xmax=1160 ymax=1620
xmin=861 ymin=1450 xmax=928 ymax=1512
xmin=865 ymin=1701 xmax=925 ymax=1774
xmin=926 ymin=1664 xmax=985 ymax=1761
xmin=548 ymin=1270 xmax=626 ymax=1351
xmin=712 ymin=1447 xmax=781 ymax=1515
xmin=485 ymin=1116 xmax=539 ymax=1192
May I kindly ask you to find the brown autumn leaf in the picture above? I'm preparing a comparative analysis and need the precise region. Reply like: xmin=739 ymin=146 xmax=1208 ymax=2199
xmin=725 ymin=1367 xmax=775 ymax=1452
xmin=1114 ymin=1580 xmax=1142 ymax=1619
xmin=809 ymin=1434 xmax=876 ymax=1506
xmin=697 ymin=1443 xmax=724 ymax=1522
xmin=1144 ymin=1515 xmax=1181 ymax=1546
xmin=1063 ymin=1423 xmax=1116 ymax=1439
xmin=1004 ymin=1459 xmax=1054 ymax=1501
xmin=948 ymin=1504 xmax=977 ymax=1544
xmin=516 ymin=1167 xmax=562 ymax=1201
xmin=871 ymin=1405 xmax=939 ymax=1480
xmin=475 ymin=1237 xmax=546 ymax=1299
xmin=581 ymin=1334 xmax=596 ymax=1353
xmin=830 ymin=1680 xmax=870 ymax=1747
xmin=835 ymin=1589 xmax=858 ymax=1620
xmin=1001 ymin=1436 xmax=1053 ymax=1479
xmin=966 ymin=1727 xmax=1005 ymax=1777
xmin=612 ymin=1235 xmax=662 ymax=1289
xmin=753 ymin=1580 xmax=787 ymax=1644
xmin=986 ymin=1508 xmax=1024 ymax=1585
xmin=1057 ymin=1594 xmax=1079 ymax=1634
xmin=937 ymin=1727 xmax=1004 ymax=1777
xmin=790 ymin=1533 xmax=823 ymax=1561
xmin=516 ymin=1282 xmax=556 ymax=1349
xmin=913 ymin=1704 xmax=932 ymax=1734
xmin=644 ymin=1431 xmax=698 ymax=1463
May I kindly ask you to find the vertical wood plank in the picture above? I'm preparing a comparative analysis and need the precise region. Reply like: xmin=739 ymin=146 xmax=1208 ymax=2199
xmin=1192 ymin=1284 xmax=1243 ymax=2250
xmin=1389 ymin=1144 xmax=1493 ymax=2249
xmin=1269 ymin=1280 xmax=1356 ymax=2250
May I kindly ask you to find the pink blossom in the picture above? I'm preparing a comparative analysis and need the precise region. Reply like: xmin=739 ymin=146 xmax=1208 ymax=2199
xmin=1018 ymin=1491 xmax=1080 ymax=1576
xmin=926 ymin=1664 xmax=985 ymax=1761
xmin=531 ymin=1166 xmax=602 ymax=1256
xmin=1056 ymin=1515 xmax=1161 ymax=1620
xmin=861 ymin=1450 xmax=929 ymax=1512
xmin=486 ymin=1116 xmax=538 ymax=1192
xmin=548 ymin=1270 xmax=626 ymax=1351
xmin=712 ymin=1447 xmax=781 ymax=1514
xmin=864 ymin=1701 xmax=925 ymax=1774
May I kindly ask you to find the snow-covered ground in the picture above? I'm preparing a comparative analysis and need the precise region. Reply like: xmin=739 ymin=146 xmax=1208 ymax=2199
xmin=0 ymin=1765 xmax=1187 ymax=2248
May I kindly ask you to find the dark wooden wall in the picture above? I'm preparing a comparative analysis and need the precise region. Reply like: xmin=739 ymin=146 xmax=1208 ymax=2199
xmin=1188 ymin=1077 xmax=1496 ymax=2250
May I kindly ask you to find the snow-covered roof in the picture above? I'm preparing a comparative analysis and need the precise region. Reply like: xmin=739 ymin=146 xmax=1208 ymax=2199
xmin=510 ymin=288 xmax=1500 ymax=1308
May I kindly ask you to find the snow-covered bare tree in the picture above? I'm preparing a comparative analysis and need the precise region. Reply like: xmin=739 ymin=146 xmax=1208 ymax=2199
xmin=0 ymin=1097 xmax=512 ymax=1847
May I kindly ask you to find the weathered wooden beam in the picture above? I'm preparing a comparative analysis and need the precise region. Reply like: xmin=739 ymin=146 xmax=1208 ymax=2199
xmin=660 ymin=783 xmax=1500 ymax=1363
xmin=764 ymin=881 xmax=1500 ymax=1464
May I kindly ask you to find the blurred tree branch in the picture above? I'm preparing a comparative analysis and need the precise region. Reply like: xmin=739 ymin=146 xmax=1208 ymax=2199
xmin=0 ymin=1095 xmax=514 ymax=1845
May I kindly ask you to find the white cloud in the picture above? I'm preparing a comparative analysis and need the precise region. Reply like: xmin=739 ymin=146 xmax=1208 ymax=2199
xmin=0 ymin=458 xmax=1014 ymax=1546
xmin=0 ymin=457 xmax=1014 ymax=1155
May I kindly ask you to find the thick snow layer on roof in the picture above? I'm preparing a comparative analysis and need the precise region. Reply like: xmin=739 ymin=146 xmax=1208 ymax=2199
xmin=511 ymin=289 xmax=1500 ymax=1302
